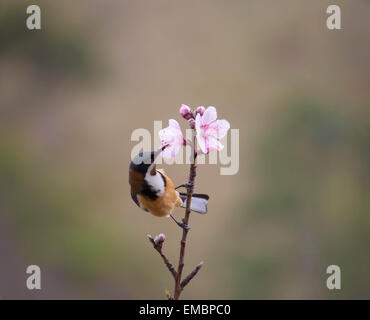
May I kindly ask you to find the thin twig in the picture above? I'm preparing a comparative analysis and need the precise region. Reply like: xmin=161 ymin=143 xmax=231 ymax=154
xmin=147 ymin=234 xmax=177 ymax=278
xmin=181 ymin=261 xmax=203 ymax=289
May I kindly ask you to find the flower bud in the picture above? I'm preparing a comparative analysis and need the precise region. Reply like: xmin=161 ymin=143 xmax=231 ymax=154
xmin=154 ymin=233 xmax=166 ymax=246
xmin=188 ymin=118 xmax=196 ymax=129
xmin=180 ymin=104 xmax=193 ymax=120
xmin=195 ymin=106 xmax=205 ymax=116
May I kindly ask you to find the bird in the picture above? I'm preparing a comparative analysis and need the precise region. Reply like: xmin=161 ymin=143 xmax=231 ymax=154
xmin=129 ymin=146 xmax=209 ymax=229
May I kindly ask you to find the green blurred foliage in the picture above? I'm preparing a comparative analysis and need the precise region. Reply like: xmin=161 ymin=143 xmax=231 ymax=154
xmin=0 ymin=3 xmax=93 ymax=79
xmin=234 ymin=97 xmax=370 ymax=299
xmin=0 ymin=137 xmax=127 ymax=281
xmin=0 ymin=1 xmax=120 ymax=290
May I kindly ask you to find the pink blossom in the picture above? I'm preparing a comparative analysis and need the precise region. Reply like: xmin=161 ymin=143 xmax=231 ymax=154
xmin=195 ymin=106 xmax=230 ymax=154
xmin=159 ymin=119 xmax=185 ymax=158
xmin=195 ymin=106 xmax=205 ymax=116
xmin=179 ymin=104 xmax=193 ymax=120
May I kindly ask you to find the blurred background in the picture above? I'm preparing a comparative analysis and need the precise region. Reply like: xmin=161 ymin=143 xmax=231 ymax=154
xmin=0 ymin=0 xmax=369 ymax=299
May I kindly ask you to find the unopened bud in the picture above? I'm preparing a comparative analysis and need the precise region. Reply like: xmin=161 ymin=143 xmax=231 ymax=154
xmin=188 ymin=118 xmax=196 ymax=129
xmin=154 ymin=233 xmax=166 ymax=246
xmin=195 ymin=106 xmax=205 ymax=116
xmin=180 ymin=104 xmax=193 ymax=120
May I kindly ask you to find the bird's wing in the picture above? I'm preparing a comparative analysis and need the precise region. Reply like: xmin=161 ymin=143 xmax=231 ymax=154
xmin=179 ymin=193 xmax=209 ymax=214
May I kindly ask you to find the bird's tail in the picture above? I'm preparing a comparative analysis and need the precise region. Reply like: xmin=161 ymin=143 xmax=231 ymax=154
xmin=179 ymin=193 xmax=209 ymax=214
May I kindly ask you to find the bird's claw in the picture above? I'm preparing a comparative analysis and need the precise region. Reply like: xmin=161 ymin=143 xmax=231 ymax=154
xmin=185 ymin=182 xmax=194 ymax=190
xmin=170 ymin=214 xmax=191 ymax=230
xmin=175 ymin=182 xmax=195 ymax=190
xmin=178 ymin=221 xmax=191 ymax=231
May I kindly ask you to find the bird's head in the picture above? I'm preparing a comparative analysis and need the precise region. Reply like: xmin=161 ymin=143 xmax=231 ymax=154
xmin=130 ymin=145 xmax=167 ymax=176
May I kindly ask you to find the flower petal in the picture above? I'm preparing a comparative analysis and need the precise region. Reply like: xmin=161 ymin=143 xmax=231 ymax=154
xmin=195 ymin=114 xmax=202 ymax=132
xmin=162 ymin=146 xmax=175 ymax=158
xmin=206 ymin=135 xmax=224 ymax=152
xmin=202 ymin=106 xmax=217 ymax=125
xmin=159 ymin=119 xmax=184 ymax=158
xmin=196 ymin=131 xmax=207 ymax=154
xmin=168 ymin=119 xmax=182 ymax=132
xmin=162 ymin=140 xmax=183 ymax=158
xmin=162 ymin=148 xmax=173 ymax=158
xmin=159 ymin=127 xmax=175 ymax=144
xmin=207 ymin=119 xmax=230 ymax=139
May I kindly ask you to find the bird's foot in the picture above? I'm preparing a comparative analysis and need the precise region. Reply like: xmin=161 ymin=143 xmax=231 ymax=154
xmin=175 ymin=182 xmax=195 ymax=190
xmin=170 ymin=214 xmax=190 ymax=231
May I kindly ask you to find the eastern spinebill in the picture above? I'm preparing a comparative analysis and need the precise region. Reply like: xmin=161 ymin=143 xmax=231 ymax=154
xmin=129 ymin=145 xmax=209 ymax=229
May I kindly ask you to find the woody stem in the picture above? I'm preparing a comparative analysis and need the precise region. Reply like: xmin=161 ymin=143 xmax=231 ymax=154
xmin=173 ymin=133 xmax=197 ymax=300
xmin=147 ymin=235 xmax=177 ymax=279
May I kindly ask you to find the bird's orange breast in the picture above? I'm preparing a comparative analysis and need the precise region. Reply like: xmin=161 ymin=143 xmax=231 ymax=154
xmin=137 ymin=171 xmax=182 ymax=217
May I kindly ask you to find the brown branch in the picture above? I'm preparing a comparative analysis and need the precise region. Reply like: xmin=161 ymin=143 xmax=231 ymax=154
xmin=147 ymin=234 xmax=177 ymax=279
xmin=173 ymin=133 xmax=198 ymax=300
xmin=181 ymin=261 xmax=203 ymax=290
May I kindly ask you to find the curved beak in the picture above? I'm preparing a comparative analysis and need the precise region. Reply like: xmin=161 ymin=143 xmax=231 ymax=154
xmin=153 ymin=144 xmax=168 ymax=160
